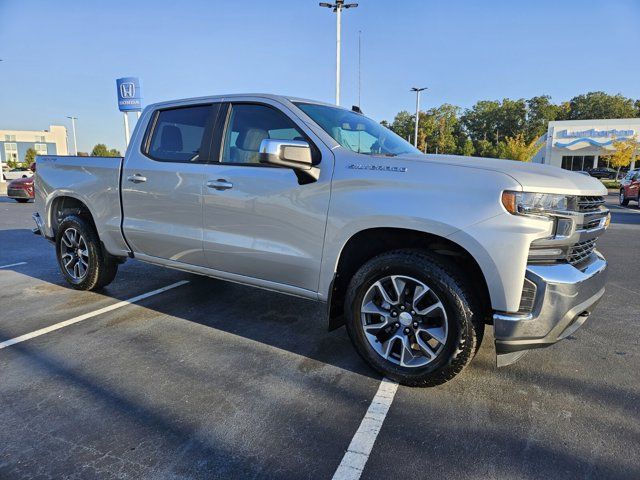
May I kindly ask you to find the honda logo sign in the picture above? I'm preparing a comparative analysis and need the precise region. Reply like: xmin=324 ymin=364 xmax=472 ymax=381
xmin=116 ymin=77 xmax=142 ymax=112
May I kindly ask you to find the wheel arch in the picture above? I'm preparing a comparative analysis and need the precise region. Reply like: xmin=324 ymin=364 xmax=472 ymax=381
xmin=327 ymin=227 xmax=492 ymax=331
xmin=49 ymin=194 xmax=98 ymax=238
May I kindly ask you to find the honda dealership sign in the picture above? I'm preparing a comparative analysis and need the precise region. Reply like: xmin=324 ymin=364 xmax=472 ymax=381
xmin=116 ymin=77 xmax=142 ymax=112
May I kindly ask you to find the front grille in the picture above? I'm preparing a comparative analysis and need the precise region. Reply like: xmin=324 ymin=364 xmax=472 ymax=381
xmin=584 ymin=217 xmax=602 ymax=230
xmin=567 ymin=239 xmax=597 ymax=266
xmin=7 ymin=188 xmax=30 ymax=198
xmin=578 ymin=196 xmax=605 ymax=212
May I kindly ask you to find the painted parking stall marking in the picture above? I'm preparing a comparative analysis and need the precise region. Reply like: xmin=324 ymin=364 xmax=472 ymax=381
xmin=0 ymin=280 xmax=189 ymax=350
xmin=0 ymin=261 xmax=27 ymax=269
xmin=332 ymin=378 xmax=399 ymax=480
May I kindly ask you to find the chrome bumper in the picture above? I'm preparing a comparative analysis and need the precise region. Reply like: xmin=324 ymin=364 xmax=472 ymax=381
xmin=494 ymin=252 xmax=607 ymax=367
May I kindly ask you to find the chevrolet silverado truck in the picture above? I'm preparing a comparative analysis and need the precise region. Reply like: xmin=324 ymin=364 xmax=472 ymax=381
xmin=33 ymin=94 xmax=610 ymax=386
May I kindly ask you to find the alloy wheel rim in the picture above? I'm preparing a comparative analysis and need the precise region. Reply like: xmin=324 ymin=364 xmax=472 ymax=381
xmin=360 ymin=275 xmax=448 ymax=368
xmin=60 ymin=228 xmax=89 ymax=281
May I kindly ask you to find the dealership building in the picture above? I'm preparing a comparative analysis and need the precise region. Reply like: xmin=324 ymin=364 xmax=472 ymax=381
xmin=0 ymin=125 xmax=68 ymax=165
xmin=532 ymin=118 xmax=639 ymax=171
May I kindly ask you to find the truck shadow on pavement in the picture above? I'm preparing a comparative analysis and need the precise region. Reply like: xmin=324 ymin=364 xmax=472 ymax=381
xmin=2 ymin=226 xmax=640 ymax=479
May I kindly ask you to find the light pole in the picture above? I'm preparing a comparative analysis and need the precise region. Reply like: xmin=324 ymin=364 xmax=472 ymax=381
xmin=66 ymin=116 xmax=78 ymax=155
xmin=410 ymin=87 xmax=427 ymax=148
xmin=319 ymin=1 xmax=358 ymax=106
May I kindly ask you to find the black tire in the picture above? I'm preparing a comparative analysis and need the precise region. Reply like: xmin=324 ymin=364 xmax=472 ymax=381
xmin=620 ymin=190 xmax=629 ymax=206
xmin=345 ymin=249 xmax=483 ymax=387
xmin=15 ymin=198 xmax=29 ymax=203
xmin=55 ymin=215 xmax=118 ymax=290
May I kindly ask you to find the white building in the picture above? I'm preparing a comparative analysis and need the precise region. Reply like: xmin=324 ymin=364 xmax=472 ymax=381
xmin=0 ymin=125 xmax=68 ymax=165
xmin=532 ymin=118 xmax=639 ymax=171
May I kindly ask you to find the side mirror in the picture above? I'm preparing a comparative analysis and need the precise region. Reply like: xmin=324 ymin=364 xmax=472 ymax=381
xmin=259 ymin=139 xmax=320 ymax=182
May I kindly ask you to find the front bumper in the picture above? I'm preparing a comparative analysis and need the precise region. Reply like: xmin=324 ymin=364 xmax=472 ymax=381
xmin=7 ymin=188 xmax=33 ymax=199
xmin=493 ymin=252 xmax=607 ymax=366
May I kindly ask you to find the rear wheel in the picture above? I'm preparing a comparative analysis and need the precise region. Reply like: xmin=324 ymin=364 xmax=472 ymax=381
xmin=620 ymin=190 xmax=629 ymax=206
xmin=345 ymin=250 xmax=483 ymax=387
xmin=56 ymin=215 xmax=118 ymax=290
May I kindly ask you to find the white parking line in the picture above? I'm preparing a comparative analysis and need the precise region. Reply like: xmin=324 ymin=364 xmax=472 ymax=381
xmin=332 ymin=378 xmax=399 ymax=480
xmin=0 ymin=280 xmax=189 ymax=350
xmin=0 ymin=261 xmax=27 ymax=269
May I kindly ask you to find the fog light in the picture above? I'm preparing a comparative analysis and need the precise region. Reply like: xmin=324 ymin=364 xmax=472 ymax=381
xmin=528 ymin=248 xmax=563 ymax=260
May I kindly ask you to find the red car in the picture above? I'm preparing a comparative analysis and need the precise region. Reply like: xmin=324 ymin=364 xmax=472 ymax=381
xmin=6 ymin=162 xmax=36 ymax=203
xmin=619 ymin=169 xmax=640 ymax=206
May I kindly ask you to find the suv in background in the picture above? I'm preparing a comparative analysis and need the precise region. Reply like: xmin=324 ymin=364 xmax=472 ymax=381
xmin=619 ymin=169 xmax=640 ymax=206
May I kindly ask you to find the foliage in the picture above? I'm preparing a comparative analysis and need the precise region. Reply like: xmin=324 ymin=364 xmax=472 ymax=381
xmin=24 ymin=148 xmax=37 ymax=165
xmin=610 ymin=137 xmax=639 ymax=177
xmin=381 ymin=90 xmax=640 ymax=159
xmin=91 ymin=144 xmax=122 ymax=157
xmin=568 ymin=92 xmax=637 ymax=120
xmin=496 ymin=133 xmax=544 ymax=162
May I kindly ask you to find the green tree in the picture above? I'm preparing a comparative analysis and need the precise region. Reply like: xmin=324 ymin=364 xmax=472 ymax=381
xmin=525 ymin=95 xmax=562 ymax=141
xmin=388 ymin=111 xmax=415 ymax=143
xmin=91 ymin=144 xmax=122 ymax=157
xmin=461 ymin=100 xmax=501 ymax=144
xmin=568 ymin=91 xmax=636 ymax=120
xmin=459 ymin=138 xmax=475 ymax=156
xmin=24 ymin=147 xmax=37 ymax=165
xmin=475 ymin=139 xmax=497 ymax=158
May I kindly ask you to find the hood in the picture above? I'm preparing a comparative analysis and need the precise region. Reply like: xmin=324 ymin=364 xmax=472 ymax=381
xmin=396 ymin=154 xmax=607 ymax=196
xmin=9 ymin=176 xmax=34 ymax=187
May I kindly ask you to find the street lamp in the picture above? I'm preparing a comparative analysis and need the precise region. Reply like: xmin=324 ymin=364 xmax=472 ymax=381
xmin=319 ymin=1 xmax=358 ymax=106
xmin=410 ymin=87 xmax=427 ymax=148
xmin=66 ymin=116 xmax=78 ymax=155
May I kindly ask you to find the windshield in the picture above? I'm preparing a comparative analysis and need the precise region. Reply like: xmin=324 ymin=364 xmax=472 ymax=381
xmin=295 ymin=102 xmax=421 ymax=156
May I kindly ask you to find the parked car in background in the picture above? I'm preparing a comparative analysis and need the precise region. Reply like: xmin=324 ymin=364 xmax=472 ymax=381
xmin=588 ymin=167 xmax=618 ymax=179
xmin=619 ymin=169 xmax=640 ymax=206
xmin=6 ymin=162 xmax=36 ymax=203
xmin=576 ymin=171 xmax=591 ymax=176
xmin=3 ymin=166 xmax=33 ymax=181
xmin=7 ymin=176 xmax=34 ymax=202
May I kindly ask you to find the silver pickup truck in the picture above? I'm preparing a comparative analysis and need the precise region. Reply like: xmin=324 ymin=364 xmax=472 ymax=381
xmin=33 ymin=94 xmax=609 ymax=386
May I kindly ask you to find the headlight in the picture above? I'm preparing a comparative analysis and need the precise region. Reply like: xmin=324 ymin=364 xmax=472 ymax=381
xmin=501 ymin=191 xmax=577 ymax=217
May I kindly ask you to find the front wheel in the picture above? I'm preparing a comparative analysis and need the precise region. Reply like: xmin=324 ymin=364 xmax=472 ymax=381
xmin=345 ymin=250 xmax=483 ymax=387
xmin=620 ymin=190 xmax=629 ymax=206
xmin=55 ymin=215 xmax=118 ymax=290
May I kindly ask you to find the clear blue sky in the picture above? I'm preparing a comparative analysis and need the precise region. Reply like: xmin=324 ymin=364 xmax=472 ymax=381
xmin=1 ymin=0 xmax=639 ymax=153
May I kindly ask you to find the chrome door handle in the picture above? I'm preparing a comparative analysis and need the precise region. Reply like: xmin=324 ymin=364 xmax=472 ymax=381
xmin=206 ymin=179 xmax=233 ymax=191
xmin=127 ymin=174 xmax=147 ymax=183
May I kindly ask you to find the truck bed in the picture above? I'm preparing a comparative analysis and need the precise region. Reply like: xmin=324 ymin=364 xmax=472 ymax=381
xmin=35 ymin=155 xmax=130 ymax=256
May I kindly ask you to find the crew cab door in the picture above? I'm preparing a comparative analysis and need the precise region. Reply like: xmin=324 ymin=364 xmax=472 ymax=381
xmin=202 ymin=100 xmax=334 ymax=295
xmin=121 ymin=103 xmax=221 ymax=265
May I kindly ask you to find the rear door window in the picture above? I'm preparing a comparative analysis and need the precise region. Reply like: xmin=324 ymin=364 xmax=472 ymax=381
xmin=147 ymin=105 xmax=216 ymax=163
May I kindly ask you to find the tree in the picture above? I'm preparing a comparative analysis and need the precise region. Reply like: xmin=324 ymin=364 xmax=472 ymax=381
xmin=387 ymin=111 xmax=415 ymax=143
xmin=610 ymin=137 xmax=639 ymax=178
xmin=525 ymin=95 xmax=562 ymax=141
xmin=459 ymin=138 xmax=475 ymax=156
xmin=475 ymin=139 xmax=497 ymax=158
xmin=568 ymin=91 xmax=636 ymax=120
xmin=91 ymin=144 xmax=122 ymax=157
xmin=24 ymin=148 xmax=37 ymax=165
xmin=496 ymin=133 xmax=543 ymax=162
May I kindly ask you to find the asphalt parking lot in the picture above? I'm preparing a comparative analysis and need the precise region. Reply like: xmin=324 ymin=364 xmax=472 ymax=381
xmin=0 ymin=193 xmax=638 ymax=480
